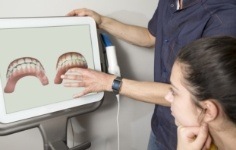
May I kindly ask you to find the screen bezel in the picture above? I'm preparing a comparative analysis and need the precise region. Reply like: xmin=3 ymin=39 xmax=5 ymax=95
xmin=0 ymin=16 xmax=104 ymax=123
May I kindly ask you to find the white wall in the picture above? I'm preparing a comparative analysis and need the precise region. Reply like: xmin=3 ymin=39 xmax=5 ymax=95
xmin=0 ymin=0 xmax=158 ymax=149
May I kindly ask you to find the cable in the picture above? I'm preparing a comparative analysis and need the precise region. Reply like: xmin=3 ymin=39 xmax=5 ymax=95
xmin=116 ymin=94 xmax=120 ymax=150
xmin=100 ymin=33 xmax=120 ymax=150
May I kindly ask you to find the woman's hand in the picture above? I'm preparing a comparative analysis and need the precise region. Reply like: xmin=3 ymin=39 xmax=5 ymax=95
xmin=177 ymin=123 xmax=211 ymax=150
xmin=61 ymin=68 xmax=116 ymax=98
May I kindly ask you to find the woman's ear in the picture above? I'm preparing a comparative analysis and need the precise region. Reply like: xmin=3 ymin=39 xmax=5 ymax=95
xmin=201 ymin=100 xmax=219 ymax=123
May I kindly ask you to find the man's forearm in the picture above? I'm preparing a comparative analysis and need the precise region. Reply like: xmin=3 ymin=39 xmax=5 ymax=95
xmin=119 ymin=78 xmax=171 ymax=106
xmin=99 ymin=17 xmax=155 ymax=47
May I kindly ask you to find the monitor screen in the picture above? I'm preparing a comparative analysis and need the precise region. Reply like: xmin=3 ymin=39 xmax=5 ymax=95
xmin=0 ymin=17 xmax=104 ymax=123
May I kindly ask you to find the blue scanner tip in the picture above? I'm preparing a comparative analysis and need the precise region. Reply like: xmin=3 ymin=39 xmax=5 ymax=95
xmin=100 ymin=33 xmax=113 ymax=47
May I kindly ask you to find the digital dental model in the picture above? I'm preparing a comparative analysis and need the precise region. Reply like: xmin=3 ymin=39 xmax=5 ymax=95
xmin=4 ymin=57 xmax=49 ymax=93
xmin=54 ymin=52 xmax=88 ymax=84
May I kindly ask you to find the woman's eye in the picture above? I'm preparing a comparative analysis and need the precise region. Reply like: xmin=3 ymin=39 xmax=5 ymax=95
xmin=170 ymin=88 xmax=176 ymax=96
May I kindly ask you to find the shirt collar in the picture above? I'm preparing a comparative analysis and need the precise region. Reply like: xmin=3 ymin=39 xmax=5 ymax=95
xmin=181 ymin=0 xmax=204 ymax=9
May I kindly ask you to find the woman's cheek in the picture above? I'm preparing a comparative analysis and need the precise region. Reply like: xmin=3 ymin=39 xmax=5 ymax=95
xmin=172 ymin=107 xmax=192 ymax=126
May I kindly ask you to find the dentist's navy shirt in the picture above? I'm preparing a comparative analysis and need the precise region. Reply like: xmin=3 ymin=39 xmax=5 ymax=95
xmin=148 ymin=0 xmax=236 ymax=149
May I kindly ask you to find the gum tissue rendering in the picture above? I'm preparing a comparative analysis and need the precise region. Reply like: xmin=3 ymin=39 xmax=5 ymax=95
xmin=4 ymin=57 xmax=49 ymax=93
xmin=54 ymin=52 xmax=88 ymax=84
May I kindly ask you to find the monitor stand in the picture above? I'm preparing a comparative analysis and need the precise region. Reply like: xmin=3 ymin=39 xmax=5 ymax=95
xmin=39 ymin=115 xmax=91 ymax=150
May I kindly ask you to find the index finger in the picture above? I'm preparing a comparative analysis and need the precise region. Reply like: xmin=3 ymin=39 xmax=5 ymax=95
xmin=67 ymin=68 xmax=85 ymax=73
xmin=194 ymin=123 xmax=209 ymax=146
xmin=67 ymin=10 xmax=77 ymax=16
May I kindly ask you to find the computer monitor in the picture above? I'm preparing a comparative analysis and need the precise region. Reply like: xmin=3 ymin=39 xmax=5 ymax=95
xmin=0 ymin=16 xmax=104 ymax=123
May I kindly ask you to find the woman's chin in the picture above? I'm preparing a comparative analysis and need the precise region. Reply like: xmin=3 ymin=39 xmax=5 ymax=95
xmin=175 ymin=120 xmax=181 ymax=126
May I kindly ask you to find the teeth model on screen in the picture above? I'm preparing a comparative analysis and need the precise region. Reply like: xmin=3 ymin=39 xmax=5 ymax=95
xmin=54 ymin=52 xmax=88 ymax=84
xmin=4 ymin=57 xmax=49 ymax=93
xmin=4 ymin=52 xmax=88 ymax=93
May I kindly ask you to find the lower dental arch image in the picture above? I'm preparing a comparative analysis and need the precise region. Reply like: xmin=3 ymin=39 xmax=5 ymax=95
xmin=4 ymin=52 xmax=88 ymax=93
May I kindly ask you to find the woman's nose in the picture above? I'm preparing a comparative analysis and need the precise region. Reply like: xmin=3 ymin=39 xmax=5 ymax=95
xmin=165 ymin=91 xmax=173 ymax=103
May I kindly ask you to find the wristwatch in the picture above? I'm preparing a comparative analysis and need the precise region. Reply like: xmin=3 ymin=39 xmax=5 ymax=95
xmin=112 ymin=76 xmax=123 ymax=94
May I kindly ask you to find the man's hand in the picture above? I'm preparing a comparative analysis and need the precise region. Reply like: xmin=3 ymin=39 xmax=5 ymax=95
xmin=67 ymin=8 xmax=103 ymax=28
xmin=61 ymin=68 xmax=115 ymax=98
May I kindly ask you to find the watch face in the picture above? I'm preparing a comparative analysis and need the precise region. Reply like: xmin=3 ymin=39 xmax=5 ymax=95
xmin=112 ymin=77 xmax=122 ymax=93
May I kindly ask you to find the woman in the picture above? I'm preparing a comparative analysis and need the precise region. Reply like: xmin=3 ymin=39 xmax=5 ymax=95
xmin=165 ymin=36 xmax=236 ymax=150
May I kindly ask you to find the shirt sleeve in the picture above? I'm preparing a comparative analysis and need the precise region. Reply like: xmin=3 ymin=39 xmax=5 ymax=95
xmin=148 ymin=5 xmax=159 ymax=37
